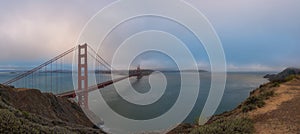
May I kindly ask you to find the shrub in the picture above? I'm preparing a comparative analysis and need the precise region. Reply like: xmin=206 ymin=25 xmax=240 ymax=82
xmin=260 ymin=91 xmax=275 ymax=100
xmin=0 ymin=108 xmax=74 ymax=133
xmin=191 ymin=117 xmax=254 ymax=134
xmin=256 ymin=100 xmax=266 ymax=108
xmin=271 ymin=82 xmax=280 ymax=87
xmin=284 ymin=75 xmax=297 ymax=82
xmin=242 ymin=91 xmax=274 ymax=113
xmin=22 ymin=111 xmax=30 ymax=118
xmin=245 ymin=96 xmax=263 ymax=106
xmin=242 ymin=104 xmax=257 ymax=113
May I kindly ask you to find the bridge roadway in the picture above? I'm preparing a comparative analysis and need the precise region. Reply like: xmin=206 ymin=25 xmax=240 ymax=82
xmin=57 ymin=73 xmax=140 ymax=98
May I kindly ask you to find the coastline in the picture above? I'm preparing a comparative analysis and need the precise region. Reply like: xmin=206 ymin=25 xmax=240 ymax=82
xmin=169 ymin=68 xmax=300 ymax=134
xmin=0 ymin=68 xmax=299 ymax=133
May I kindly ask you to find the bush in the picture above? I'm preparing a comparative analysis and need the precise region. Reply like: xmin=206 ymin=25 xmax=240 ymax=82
xmin=245 ymin=96 xmax=264 ymax=107
xmin=260 ymin=91 xmax=275 ymax=100
xmin=242 ymin=91 xmax=274 ymax=113
xmin=284 ymin=75 xmax=296 ymax=82
xmin=271 ymin=82 xmax=280 ymax=87
xmin=22 ymin=111 xmax=30 ymax=118
xmin=242 ymin=96 xmax=264 ymax=113
xmin=191 ymin=117 xmax=254 ymax=134
xmin=242 ymin=104 xmax=257 ymax=113
xmin=256 ymin=101 xmax=266 ymax=108
xmin=0 ymin=104 xmax=73 ymax=133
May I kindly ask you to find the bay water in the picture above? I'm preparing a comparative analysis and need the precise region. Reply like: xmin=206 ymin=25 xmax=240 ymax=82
xmin=0 ymin=71 xmax=269 ymax=124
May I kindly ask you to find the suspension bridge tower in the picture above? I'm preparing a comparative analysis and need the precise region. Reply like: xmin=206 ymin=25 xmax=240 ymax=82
xmin=78 ymin=44 xmax=88 ymax=109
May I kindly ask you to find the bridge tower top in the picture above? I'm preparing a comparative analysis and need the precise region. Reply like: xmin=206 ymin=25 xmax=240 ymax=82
xmin=137 ymin=65 xmax=140 ymax=72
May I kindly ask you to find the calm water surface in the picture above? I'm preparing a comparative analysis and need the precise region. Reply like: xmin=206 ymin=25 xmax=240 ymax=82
xmin=0 ymin=71 xmax=268 ymax=124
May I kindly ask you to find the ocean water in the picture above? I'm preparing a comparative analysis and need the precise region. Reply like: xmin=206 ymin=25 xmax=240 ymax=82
xmin=0 ymin=71 xmax=268 ymax=124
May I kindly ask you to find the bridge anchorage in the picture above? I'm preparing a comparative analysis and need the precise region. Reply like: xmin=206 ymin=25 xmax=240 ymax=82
xmin=2 ymin=43 xmax=144 ymax=110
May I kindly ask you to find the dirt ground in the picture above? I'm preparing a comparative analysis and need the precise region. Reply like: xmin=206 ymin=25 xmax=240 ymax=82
xmin=249 ymin=78 xmax=300 ymax=134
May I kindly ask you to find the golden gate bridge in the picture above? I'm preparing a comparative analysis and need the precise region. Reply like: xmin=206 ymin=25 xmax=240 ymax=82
xmin=2 ymin=44 xmax=143 ymax=109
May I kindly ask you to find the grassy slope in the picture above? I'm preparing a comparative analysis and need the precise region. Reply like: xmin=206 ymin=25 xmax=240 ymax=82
xmin=0 ymin=85 xmax=105 ymax=133
xmin=190 ymin=75 xmax=300 ymax=134
xmin=169 ymin=74 xmax=300 ymax=134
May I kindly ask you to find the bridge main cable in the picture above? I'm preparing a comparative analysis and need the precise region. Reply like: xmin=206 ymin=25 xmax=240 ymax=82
xmin=87 ymin=45 xmax=116 ymax=71
xmin=3 ymin=47 xmax=76 ymax=85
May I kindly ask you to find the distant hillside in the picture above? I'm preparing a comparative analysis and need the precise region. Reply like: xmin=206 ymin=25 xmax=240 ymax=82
xmin=0 ymin=85 xmax=105 ymax=133
xmin=264 ymin=67 xmax=300 ymax=82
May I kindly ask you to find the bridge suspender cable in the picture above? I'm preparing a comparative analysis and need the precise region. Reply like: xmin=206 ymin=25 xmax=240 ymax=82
xmin=87 ymin=45 xmax=115 ymax=71
xmin=3 ymin=43 xmax=143 ymax=102
xmin=87 ymin=51 xmax=110 ymax=71
xmin=2 ymin=47 xmax=76 ymax=85
xmin=2 ymin=44 xmax=117 ymax=86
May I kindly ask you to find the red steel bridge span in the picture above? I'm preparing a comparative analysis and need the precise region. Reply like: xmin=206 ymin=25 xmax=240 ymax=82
xmin=2 ymin=44 xmax=143 ymax=109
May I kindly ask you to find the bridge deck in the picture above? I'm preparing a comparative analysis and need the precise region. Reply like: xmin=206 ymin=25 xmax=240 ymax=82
xmin=56 ymin=73 xmax=140 ymax=98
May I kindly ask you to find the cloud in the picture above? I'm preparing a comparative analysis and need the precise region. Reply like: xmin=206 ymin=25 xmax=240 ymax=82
xmin=0 ymin=5 xmax=82 ymax=62
xmin=0 ymin=0 xmax=299 ymax=71
xmin=227 ymin=63 xmax=284 ymax=72
xmin=139 ymin=59 xmax=174 ymax=70
xmin=196 ymin=61 xmax=210 ymax=70
xmin=187 ymin=0 xmax=300 ymax=69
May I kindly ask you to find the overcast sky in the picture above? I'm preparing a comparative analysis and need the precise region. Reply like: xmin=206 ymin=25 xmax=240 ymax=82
xmin=0 ymin=0 xmax=299 ymax=71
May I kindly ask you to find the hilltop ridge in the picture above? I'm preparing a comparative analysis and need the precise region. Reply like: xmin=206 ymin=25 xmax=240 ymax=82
xmin=264 ymin=67 xmax=300 ymax=82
